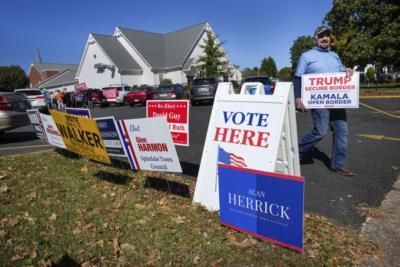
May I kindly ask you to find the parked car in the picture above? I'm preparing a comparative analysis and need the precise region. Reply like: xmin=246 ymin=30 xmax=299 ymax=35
xmin=88 ymin=89 xmax=108 ymax=107
xmin=0 ymin=91 xmax=32 ymax=135
xmin=13 ymin=88 xmax=47 ymax=111
xmin=190 ymin=77 xmax=219 ymax=105
xmin=102 ymin=84 xmax=132 ymax=105
xmin=152 ymin=84 xmax=184 ymax=100
xmin=126 ymin=85 xmax=154 ymax=106
xmin=240 ymin=76 xmax=274 ymax=95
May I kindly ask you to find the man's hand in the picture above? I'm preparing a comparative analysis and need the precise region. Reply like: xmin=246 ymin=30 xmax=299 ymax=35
xmin=295 ymin=97 xmax=307 ymax=112
xmin=346 ymin=67 xmax=354 ymax=78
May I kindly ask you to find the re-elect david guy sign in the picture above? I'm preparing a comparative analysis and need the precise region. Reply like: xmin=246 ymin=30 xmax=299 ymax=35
xmin=219 ymin=164 xmax=304 ymax=252
xmin=146 ymin=100 xmax=189 ymax=146
xmin=50 ymin=110 xmax=111 ymax=164
xmin=301 ymin=72 xmax=359 ymax=109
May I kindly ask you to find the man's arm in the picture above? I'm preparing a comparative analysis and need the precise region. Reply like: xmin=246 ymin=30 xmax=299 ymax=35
xmin=294 ymin=76 xmax=306 ymax=112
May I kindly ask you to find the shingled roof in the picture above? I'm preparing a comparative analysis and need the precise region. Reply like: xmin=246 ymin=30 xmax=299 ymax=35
xmin=36 ymin=68 xmax=78 ymax=88
xmin=117 ymin=22 xmax=207 ymax=71
xmin=91 ymin=34 xmax=142 ymax=73
xmin=33 ymin=63 xmax=78 ymax=73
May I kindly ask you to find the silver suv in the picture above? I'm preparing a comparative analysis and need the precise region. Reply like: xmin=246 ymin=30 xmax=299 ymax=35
xmin=190 ymin=77 xmax=219 ymax=105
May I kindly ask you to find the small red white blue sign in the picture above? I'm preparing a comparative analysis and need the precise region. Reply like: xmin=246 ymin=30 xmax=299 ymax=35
xmin=218 ymin=164 xmax=304 ymax=252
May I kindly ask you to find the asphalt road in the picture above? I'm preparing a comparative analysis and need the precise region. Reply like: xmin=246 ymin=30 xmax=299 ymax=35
xmin=0 ymin=98 xmax=399 ymax=229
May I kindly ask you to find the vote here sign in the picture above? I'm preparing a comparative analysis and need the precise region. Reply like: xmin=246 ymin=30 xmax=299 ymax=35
xmin=301 ymin=72 xmax=359 ymax=109
xmin=146 ymin=100 xmax=189 ymax=146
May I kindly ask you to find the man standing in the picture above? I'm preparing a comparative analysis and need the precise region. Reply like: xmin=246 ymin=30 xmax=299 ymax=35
xmin=294 ymin=25 xmax=354 ymax=176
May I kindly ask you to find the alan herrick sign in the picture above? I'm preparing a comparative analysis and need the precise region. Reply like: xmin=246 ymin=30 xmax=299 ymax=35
xmin=219 ymin=164 xmax=304 ymax=252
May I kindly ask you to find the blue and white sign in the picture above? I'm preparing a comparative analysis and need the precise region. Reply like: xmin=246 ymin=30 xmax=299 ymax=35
xmin=65 ymin=107 xmax=91 ymax=118
xmin=218 ymin=164 xmax=304 ymax=252
xmin=301 ymin=72 xmax=359 ymax=109
xmin=26 ymin=109 xmax=47 ymax=142
xmin=117 ymin=117 xmax=182 ymax=172
xmin=40 ymin=113 xmax=66 ymax=149
xmin=95 ymin=116 xmax=126 ymax=157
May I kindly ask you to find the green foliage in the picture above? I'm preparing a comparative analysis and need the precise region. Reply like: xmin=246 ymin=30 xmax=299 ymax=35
xmin=0 ymin=65 xmax=29 ymax=91
xmin=260 ymin=57 xmax=278 ymax=77
xmin=278 ymin=67 xmax=294 ymax=81
xmin=241 ymin=67 xmax=259 ymax=78
xmin=324 ymin=0 xmax=400 ymax=68
xmin=290 ymin=36 xmax=314 ymax=70
xmin=161 ymin=78 xmax=172 ymax=85
xmin=198 ymin=31 xmax=226 ymax=77
xmin=365 ymin=67 xmax=376 ymax=84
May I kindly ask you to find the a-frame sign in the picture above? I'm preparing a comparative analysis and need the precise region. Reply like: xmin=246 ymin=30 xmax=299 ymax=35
xmin=193 ymin=82 xmax=301 ymax=211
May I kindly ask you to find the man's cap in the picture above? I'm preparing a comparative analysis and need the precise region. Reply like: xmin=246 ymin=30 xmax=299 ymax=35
xmin=314 ymin=25 xmax=332 ymax=37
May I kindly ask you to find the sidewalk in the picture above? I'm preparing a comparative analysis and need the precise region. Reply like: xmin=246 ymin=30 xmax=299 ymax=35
xmin=360 ymin=175 xmax=400 ymax=266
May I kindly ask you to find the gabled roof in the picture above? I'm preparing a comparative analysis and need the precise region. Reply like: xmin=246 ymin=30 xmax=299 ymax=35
xmin=36 ymin=68 xmax=78 ymax=88
xmin=33 ymin=63 xmax=78 ymax=73
xmin=91 ymin=33 xmax=141 ymax=72
xmin=118 ymin=22 xmax=207 ymax=70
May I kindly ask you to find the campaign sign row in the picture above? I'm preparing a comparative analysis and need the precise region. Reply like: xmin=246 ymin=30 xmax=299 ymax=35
xmin=26 ymin=108 xmax=182 ymax=173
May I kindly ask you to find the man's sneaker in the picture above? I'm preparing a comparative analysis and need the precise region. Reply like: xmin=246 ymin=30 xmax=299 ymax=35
xmin=334 ymin=167 xmax=355 ymax=176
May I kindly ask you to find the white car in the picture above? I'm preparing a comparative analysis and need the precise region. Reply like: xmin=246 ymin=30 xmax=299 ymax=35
xmin=13 ymin=88 xmax=48 ymax=111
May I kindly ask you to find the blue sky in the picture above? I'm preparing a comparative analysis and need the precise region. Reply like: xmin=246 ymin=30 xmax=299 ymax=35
xmin=0 ymin=0 xmax=332 ymax=74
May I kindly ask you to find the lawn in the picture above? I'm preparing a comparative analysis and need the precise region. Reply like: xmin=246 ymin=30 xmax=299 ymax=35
xmin=0 ymin=150 xmax=381 ymax=266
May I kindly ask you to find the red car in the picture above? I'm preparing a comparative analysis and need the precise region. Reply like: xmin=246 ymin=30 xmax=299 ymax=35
xmin=126 ymin=86 xmax=154 ymax=106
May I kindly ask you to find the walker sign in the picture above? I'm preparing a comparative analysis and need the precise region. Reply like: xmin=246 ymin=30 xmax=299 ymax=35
xmin=219 ymin=164 xmax=304 ymax=252
xmin=50 ymin=110 xmax=111 ymax=164
xmin=301 ymin=72 xmax=359 ymax=109
xmin=146 ymin=100 xmax=189 ymax=146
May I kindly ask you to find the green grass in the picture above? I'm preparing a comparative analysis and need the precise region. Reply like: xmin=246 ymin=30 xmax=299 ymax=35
xmin=0 ymin=150 xmax=381 ymax=266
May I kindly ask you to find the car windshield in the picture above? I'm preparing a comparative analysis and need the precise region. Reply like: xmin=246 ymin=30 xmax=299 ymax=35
xmin=243 ymin=77 xmax=271 ymax=85
xmin=16 ymin=90 xmax=42 ymax=96
xmin=193 ymin=78 xmax=216 ymax=85
xmin=157 ymin=85 xmax=175 ymax=91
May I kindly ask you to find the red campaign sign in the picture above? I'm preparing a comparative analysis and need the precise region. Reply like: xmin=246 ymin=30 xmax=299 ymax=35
xmin=146 ymin=100 xmax=189 ymax=146
xmin=103 ymin=88 xmax=118 ymax=99
xmin=75 ymin=82 xmax=87 ymax=91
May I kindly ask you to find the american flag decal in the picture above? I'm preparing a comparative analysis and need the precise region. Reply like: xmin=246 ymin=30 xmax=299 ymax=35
xmin=218 ymin=146 xmax=247 ymax=168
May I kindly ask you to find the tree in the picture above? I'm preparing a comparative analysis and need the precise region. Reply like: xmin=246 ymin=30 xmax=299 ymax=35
xmin=324 ymin=0 xmax=400 ymax=68
xmin=0 ymin=65 xmax=29 ymax=92
xmin=161 ymin=78 xmax=172 ymax=85
xmin=197 ymin=30 xmax=227 ymax=77
xmin=365 ymin=67 xmax=376 ymax=85
xmin=241 ymin=67 xmax=259 ymax=78
xmin=278 ymin=67 xmax=294 ymax=81
xmin=260 ymin=57 xmax=277 ymax=77
xmin=290 ymin=36 xmax=314 ymax=70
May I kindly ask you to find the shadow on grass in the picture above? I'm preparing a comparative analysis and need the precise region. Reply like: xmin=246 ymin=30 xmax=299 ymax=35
xmin=51 ymin=254 xmax=80 ymax=267
xmin=95 ymin=170 xmax=132 ymax=185
xmin=180 ymin=161 xmax=199 ymax=178
xmin=144 ymin=176 xmax=190 ymax=198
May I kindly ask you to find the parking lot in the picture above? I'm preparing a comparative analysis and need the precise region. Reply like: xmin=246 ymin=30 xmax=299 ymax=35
xmin=0 ymin=97 xmax=399 ymax=229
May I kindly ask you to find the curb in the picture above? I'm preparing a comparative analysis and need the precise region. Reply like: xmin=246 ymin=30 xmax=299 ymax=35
xmin=360 ymin=175 xmax=400 ymax=267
